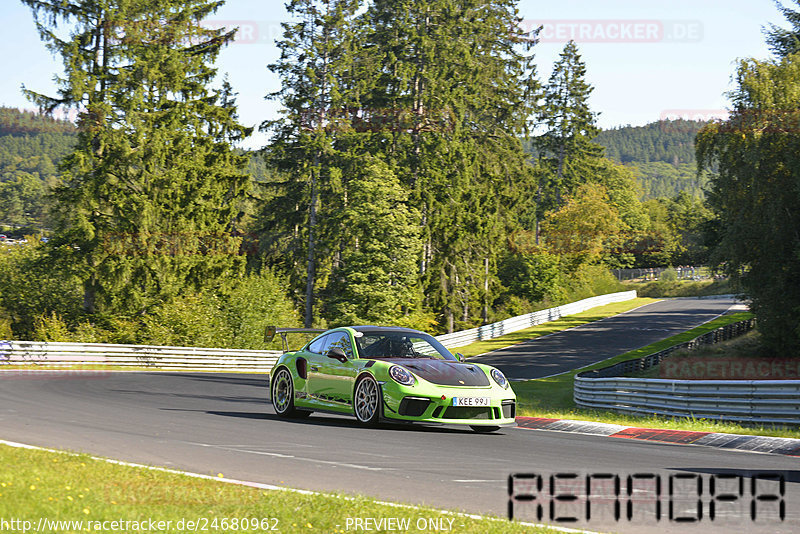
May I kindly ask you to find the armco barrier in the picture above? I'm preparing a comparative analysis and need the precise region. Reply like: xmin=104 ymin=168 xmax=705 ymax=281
xmin=574 ymin=319 xmax=800 ymax=425
xmin=0 ymin=341 xmax=281 ymax=372
xmin=435 ymin=290 xmax=637 ymax=349
xmin=0 ymin=291 xmax=637 ymax=372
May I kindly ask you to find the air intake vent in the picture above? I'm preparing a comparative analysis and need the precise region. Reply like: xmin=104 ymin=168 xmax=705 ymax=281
xmin=443 ymin=407 xmax=492 ymax=420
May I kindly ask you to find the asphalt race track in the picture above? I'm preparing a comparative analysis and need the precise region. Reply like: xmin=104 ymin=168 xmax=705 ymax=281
xmin=2 ymin=297 xmax=798 ymax=534
xmin=473 ymin=296 xmax=741 ymax=379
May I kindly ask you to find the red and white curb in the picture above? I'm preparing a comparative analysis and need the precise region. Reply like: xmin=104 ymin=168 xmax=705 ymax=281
xmin=516 ymin=417 xmax=800 ymax=457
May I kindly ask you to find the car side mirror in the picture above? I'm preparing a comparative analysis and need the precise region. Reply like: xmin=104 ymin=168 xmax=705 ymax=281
xmin=455 ymin=353 xmax=465 ymax=362
xmin=326 ymin=347 xmax=348 ymax=362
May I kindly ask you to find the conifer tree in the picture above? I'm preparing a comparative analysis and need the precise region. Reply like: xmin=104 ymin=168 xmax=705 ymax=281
xmin=764 ymin=1 xmax=800 ymax=57
xmin=358 ymin=0 xmax=537 ymax=331
xmin=323 ymin=159 xmax=422 ymax=325
xmin=264 ymin=0 xmax=361 ymax=327
xmin=23 ymin=0 xmax=251 ymax=314
xmin=536 ymin=40 xmax=603 ymax=209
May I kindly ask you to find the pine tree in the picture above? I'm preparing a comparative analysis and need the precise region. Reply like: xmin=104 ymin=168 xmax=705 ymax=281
xmin=358 ymin=0 xmax=538 ymax=331
xmin=23 ymin=0 xmax=251 ymax=314
xmin=536 ymin=40 xmax=603 ymax=209
xmin=263 ymin=0 xmax=361 ymax=327
xmin=323 ymin=159 xmax=422 ymax=325
xmin=764 ymin=1 xmax=800 ymax=57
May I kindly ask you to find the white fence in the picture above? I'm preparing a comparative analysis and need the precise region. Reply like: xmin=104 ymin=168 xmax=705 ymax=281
xmin=0 ymin=340 xmax=281 ymax=373
xmin=435 ymin=290 xmax=637 ymax=349
xmin=0 ymin=290 xmax=637 ymax=372
xmin=574 ymin=378 xmax=800 ymax=425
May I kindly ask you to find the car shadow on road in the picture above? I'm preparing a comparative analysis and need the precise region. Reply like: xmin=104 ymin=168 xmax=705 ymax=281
xmin=205 ymin=410 xmax=505 ymax=435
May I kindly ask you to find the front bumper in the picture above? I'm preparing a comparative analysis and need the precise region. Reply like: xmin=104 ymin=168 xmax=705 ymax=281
xmin=381 ymin=384 xmax=516 ymax=426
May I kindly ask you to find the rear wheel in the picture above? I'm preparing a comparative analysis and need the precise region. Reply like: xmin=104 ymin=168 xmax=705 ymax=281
xmin=271 ymin=368 xmax=311 ymax=418
xmin=354 ymin=375 xmax=381 ymax=426
xmin=470 ymin=425 xmax=500 ymax=433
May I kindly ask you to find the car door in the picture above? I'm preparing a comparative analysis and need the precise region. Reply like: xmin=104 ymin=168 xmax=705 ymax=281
xmin=301 ymin=334 xmax=329 ymax=406
xmin=311 ymin=331 xmax=357 ymax=410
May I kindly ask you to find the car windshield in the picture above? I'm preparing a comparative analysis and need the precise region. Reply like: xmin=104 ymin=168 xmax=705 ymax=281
xmin=354 ymin=331 xmax=455 ymax=361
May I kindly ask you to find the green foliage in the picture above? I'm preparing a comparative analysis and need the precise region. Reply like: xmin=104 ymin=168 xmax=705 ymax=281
xmin=23 ymin=0 xmax=251 ymax=316
xmin=0 ymin=107 xmax=76 ymax=229
xmin=563 ymin=264 xmax=626 ymax=301
xmin=13 ymin=0 xmax=727 ymax=344
xmin=498 ymin=252 xmax=567 ymax=305
xmin=534 ymin=40 xmax=604 ymax=208
xmin=596 ymin=120 xmax=707 ymax=166
xmin=764 ymin=1 xmax=800 ymax=57
xmin=593 ymin=120 xmax=711 ymax=201
xmin=221 ymin=269 xmax=301 ymax=349
xmin=323 ymin=160 xmax=423 ymax=326
xmin=0 ymin=315 xmax=13 ymax=340
xmin=542 ymin=183 xmax=627 ymax=266
xmin=31 ymin=312 xmax=73 ymax=342
xmin=0 ymin=244 xmax=82 ymax=339
xmin=632 ymin=278 xmax=732 ymax=298
xmin=630 ymin=161 xmax=709 ymax=200
xmin=265 ymin=0 xmax=538 ymax=333
xmin=697 ymin=52 xmax=800 ymax=353
xmin=659 ymin=267 xmax=678 ymax=282
xmin=140 ymin=295 xmax=231 ymax=348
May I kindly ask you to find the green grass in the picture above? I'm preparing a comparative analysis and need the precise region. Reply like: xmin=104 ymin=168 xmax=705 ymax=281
xmin=628 ymin=330 xmax=767 ymax=379
xmin=510 ymin=311 xmax=800 ymax=438
xmin=626 ymin=278 xmax=732 ymax=298
xmin=0 ymin=443 xmax=559 ymax=534
xmin=457 ymin=297 xmax=658 ymax=358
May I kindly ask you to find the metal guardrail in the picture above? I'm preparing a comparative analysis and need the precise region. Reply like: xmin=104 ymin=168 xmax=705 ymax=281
xmin=574 ymin=319 xmax=800 ymax=425
xmin=0 ymin=340 xmax=281 ymax=372
xmin=436 ymin=290 xmax=637 ymax=349
xmin=0 ymin=291 xmax=637 ymax=372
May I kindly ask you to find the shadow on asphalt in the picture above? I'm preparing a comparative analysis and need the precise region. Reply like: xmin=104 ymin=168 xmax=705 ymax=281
xmin=204 ymin=409 xmax=506 ymax=436
xmin=111 ymin=389 xmax=265 ymax=404
xmin=157 ymin=373 xmax=268 ymax=388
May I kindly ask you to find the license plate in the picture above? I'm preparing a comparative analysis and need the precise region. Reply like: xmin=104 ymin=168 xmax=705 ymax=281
xmin=452 ymin=397 xmax=490 ymax=407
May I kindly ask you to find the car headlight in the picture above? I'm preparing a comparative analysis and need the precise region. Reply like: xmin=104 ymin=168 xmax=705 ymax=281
xmin=491 ymin=368 xmax=508 ymax=389
xmin=389 ymin=365 xmax=415 ymax=386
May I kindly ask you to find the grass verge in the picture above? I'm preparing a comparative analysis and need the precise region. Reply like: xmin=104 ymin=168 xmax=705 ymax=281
xmin=458 ymin=297 xmax=658 ymax=358
xmin=0 ymin=443 xmax=560 ymax=534
xmin=628 ymin=330 xmax=768 ymax=379
xmin=511 ymin=311 xmax=800 ymax=439
xmin=625 ymin=278 xmax=732 ymax=298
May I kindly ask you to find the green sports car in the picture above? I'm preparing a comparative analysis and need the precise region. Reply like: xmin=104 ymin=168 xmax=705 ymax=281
xmin=267 ymin=325 xmax=516 ymax=432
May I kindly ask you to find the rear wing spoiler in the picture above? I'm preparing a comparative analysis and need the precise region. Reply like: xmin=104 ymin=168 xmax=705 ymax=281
xmin=264 ymin=326 xmax=326 ymax=353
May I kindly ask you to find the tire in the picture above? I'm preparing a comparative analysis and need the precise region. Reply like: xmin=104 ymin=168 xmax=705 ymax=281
xmin=353 ymin=375 xmax=381 ymax=426
xmin=470 ymin=425 xmax=500 ymax=433
xmin=271 ymin=367 xmax=310 ymax=418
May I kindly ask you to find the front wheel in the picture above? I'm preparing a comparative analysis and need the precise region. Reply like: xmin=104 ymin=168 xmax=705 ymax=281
xmin=353 ymin=375 xmax=381 ymax=426
xmin=271 ymin=368 xmax=310 ymax=418
xmin=470 ymin=425 xmax=500 ymax=433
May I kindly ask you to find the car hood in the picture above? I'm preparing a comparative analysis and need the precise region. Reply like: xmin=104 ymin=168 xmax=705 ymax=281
xmin=381 ymin=359 xmax=491 ymax=387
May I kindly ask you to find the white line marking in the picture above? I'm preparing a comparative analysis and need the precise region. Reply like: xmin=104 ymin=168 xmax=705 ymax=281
xmin=187 ymin=441 xmax=391 ymax=471
xmin=0 ymin=438 xmax=599 ymax=534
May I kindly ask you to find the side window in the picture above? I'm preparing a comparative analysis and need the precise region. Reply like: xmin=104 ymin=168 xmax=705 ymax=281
xmin=323 ymin=332 xmax=353 ymax=359
xmin=307 ymin=334 xmax=329 ymax=354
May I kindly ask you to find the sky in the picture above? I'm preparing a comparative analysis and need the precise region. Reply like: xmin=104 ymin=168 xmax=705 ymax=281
xmin=0 ymin=0 xmax=787 ymax=149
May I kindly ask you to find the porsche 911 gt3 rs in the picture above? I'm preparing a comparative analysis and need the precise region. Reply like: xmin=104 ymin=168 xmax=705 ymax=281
xmin=267 ymin=325 xmax=516 ymax=432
